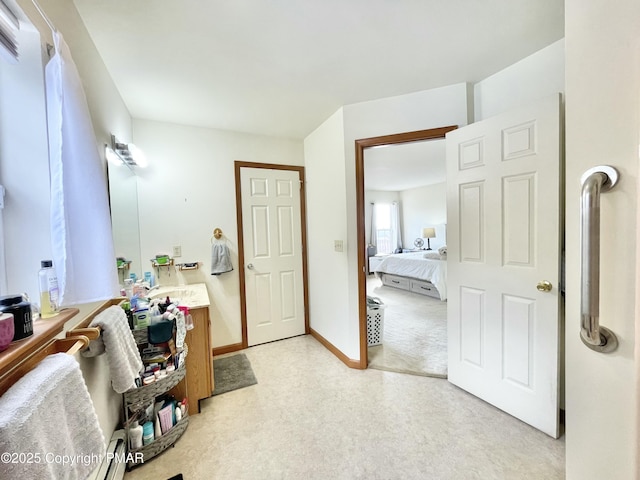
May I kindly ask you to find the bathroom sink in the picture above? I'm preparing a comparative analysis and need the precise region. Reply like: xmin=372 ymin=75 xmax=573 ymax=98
xmin=147 ymin=283 xmax=210 ymax=308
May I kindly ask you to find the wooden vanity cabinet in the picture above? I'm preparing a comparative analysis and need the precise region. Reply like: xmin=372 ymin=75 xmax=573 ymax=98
xmin=169 ymin=306 xmax=214 ymax=414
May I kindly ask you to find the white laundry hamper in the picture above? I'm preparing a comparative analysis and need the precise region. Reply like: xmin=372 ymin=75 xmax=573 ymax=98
xmin=366 ymin=296 xmax=386 ymax=346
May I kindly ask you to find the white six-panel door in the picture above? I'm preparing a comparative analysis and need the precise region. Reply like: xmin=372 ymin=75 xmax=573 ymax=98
xmin=446 ymin=94 xmax=562 ymax=438
xmin=240 ymin=167 xmax=306 ymax=346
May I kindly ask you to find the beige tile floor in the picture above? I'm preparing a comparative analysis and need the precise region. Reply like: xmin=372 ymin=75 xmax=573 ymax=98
xmin=125 ymin=335 xmax=565 ymax=480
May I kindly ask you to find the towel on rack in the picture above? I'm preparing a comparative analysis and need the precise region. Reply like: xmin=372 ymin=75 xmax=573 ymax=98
xmin=211 ymin=241 xmax=233 ymax=275
xmin=81 ymin=332 xmax=106 ymax=357
xmin=0 ymin=353 xmax=105 ymax=480
xmin=87 ymin=306 xmax=143 ymax=393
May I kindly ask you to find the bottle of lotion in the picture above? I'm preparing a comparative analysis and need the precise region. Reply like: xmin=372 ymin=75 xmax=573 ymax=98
xmin=129 ymin=421 xmax=143 ymax=449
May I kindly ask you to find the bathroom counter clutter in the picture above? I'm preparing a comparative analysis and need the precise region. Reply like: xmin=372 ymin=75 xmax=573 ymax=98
xmin=124 ymin=346 xmax=189 ymax=469
xmin=148 ymin=283 xmax=214 ymax=414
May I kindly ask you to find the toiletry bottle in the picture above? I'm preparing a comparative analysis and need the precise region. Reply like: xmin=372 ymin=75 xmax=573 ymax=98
xmin=154 ymin=415 xmax=162 ymax=439
xmin=123 ymin=278 xmax=134 ymax=299
xmin=129 ymin=421 xmax=143 ymax=449
xmin=38 ymin=260 xmax=59 ymax=318
xmin=142 ymin=421 xmax=154 ymax=445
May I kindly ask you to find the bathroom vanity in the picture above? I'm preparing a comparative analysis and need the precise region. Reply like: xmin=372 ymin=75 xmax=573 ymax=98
xmin=149 ymin=283 xmax=214 ymax=414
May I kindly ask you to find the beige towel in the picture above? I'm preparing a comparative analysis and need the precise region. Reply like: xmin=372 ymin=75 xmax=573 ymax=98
xmin=0 ymin=353 xmax=105 ymax=479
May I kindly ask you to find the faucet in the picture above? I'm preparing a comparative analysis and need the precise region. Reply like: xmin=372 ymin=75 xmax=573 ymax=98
xmin=145 ymin=284 xmax=162 ymax=294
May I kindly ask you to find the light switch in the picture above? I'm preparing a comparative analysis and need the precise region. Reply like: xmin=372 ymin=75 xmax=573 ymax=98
xmin=334 ymin=240 xmax=344 ymax=252
xmin=173 ymin=245 xmax=182 ymax=257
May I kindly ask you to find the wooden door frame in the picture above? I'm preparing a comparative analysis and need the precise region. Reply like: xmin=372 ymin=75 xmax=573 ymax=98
xmin=235 ymin=161 xmax=311 ymax=349
xmin=355 ymin=126 xmax=458 ymax=369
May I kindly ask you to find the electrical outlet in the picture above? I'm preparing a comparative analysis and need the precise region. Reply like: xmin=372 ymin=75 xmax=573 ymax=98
xmin=334 ymin=240 xmax=344 ymax=252
xmin=172 ymin=245 xmax=182 ymax=257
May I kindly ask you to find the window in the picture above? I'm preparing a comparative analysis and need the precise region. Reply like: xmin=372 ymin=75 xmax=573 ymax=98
xmin=372 ymin=202 xmax=401 ymax=255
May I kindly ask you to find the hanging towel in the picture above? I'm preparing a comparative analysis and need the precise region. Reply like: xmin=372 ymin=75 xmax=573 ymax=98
xmin=87 ymin=306 xmax=143 ymax=393
xmin=211 ymin=241 xmax=233 ymax=275
xmin=45 ymin=31 xmax=119 ymax=306
xmin=0 ymin=353 xmax=105 ymax=480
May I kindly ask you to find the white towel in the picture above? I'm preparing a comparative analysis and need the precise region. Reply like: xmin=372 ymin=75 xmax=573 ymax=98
xmin=88 ymin=306 xmax=143 ymax=393
xmin=0 ymin=353 xmax=105 ymax=480
xmin=424 ymin=252 xmax=441 ymax=260
xmin=211 ymin=241 xmax=233 ymax=275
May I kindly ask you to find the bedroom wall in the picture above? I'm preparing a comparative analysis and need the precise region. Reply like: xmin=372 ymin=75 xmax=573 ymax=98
xmin=364 ymin=190 xmax=400 ymax=246
xmin=400 ymin=182 xmax=447 ymax=251
xmin=474 ymin=38 xmax=564 ymax=121
xmin=133 ymin=118 xmax=304 ymax=349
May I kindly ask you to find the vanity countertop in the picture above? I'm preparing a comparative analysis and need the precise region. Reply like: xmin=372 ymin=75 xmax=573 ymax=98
xmin=149 ymin=283 xmax=210 ymax=309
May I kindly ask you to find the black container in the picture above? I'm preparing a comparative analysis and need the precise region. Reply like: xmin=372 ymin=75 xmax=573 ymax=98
xmin=0 ymin=294 xmax=33 ymax=341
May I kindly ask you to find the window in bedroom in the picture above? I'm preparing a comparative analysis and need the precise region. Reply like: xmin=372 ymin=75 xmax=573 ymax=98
xmin=372 ymin=202 xmax=401 ymax=255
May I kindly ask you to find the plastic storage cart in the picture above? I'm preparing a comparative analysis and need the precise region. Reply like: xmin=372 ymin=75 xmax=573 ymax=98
xmin=366 ymin=296 xmax=385 ymax=346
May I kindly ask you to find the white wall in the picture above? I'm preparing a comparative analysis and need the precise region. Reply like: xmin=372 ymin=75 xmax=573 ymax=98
xmin=399 ymin=182 xmax=447 ymax=251
xmin=133 ymin=119 xmax=303 ymax=348
xmin=474 ymin=39 xmax=565 ymax=121
xmin=304 ymin=109 xmax=353 ymax=353
xmin=565 ymin=1 xmax=639 ymax=478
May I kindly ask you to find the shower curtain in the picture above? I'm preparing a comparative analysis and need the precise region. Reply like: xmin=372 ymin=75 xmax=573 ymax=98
xmin=45 ymin=31 xmax=119 ymax=305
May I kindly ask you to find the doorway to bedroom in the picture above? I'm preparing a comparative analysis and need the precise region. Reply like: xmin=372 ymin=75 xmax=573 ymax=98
xmin=356 ymin=126 xmax=456 ymax=376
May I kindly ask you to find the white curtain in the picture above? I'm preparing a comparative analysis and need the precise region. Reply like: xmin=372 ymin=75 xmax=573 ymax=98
xmin=390 ymin=201 xmax=402 ymax=252
xmin=369 ymin=202 xmax=377 ymax=249
xmin=45 ymin=31 xmax=119 ymax=305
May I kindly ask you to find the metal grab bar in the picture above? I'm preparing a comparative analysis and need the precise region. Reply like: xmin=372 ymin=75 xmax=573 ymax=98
xmin=580 ymin=165 xmax=619 ymax=353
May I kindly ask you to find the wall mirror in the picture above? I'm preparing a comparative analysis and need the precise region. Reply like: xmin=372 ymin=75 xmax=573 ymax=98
xmin=106 ymin=159 xmax=142 ymax=285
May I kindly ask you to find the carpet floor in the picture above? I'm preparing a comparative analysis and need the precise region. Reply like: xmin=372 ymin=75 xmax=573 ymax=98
xmin=367 ymin=276 xmax=448 ymax=378
xmin=212 ymin=353 xmax=258 ymax=396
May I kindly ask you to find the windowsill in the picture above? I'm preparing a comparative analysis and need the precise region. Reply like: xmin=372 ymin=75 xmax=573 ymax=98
xmin=0 ymin=308 xmax=80 ymax=376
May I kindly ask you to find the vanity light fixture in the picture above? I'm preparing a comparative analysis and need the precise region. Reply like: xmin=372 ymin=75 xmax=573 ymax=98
xmin=108 ymin=134 xmax=149 ymax=168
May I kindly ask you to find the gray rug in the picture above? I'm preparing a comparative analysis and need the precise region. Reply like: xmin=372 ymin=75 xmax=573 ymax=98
xmin=367 ymin=277 xmax=448 ymax=378
xmin=212 ymin=353 xmax=258 ymax=396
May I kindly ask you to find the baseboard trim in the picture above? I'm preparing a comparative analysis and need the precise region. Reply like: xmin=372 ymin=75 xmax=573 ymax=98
xmin=212 ymin=342 xmax=244 ymax=357
xmin=309 ymin=328 xmax=363 ymax=369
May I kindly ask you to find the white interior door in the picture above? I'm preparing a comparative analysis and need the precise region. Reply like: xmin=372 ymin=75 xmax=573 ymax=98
xmin=446 ymin=94 xmax=562 ymax=438
xmin=240 ymin=166 xmax=306 ymax=346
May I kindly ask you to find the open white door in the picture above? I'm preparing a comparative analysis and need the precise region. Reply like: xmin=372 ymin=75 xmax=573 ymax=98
xmin=240 ymin=166 xmax=306 ymax=347
xmin=446 ymin=94 xmax=562 ymax=438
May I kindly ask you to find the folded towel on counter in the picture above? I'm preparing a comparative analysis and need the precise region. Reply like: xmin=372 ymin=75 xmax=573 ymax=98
xmin=0 ymin=353 xmax=105 ymax=480
xmin=211 ymin=241 xmax=233 ymax=275
xmin=87 ymin=306 xmax=143 ymax=393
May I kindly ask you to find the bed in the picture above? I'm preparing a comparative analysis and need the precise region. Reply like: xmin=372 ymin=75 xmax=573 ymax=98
xmin=373 ymin=251 xmax=447 ymax=301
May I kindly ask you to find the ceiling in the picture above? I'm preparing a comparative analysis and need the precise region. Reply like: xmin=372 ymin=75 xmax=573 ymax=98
xmin=73 ymin=0 xmax=564 ymax=140
xmin=365 ymin=139 xmax=445 ymax=191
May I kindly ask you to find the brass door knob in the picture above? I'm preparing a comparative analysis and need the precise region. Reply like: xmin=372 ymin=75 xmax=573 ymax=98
xmin=537 ymin=281 xmax=552 ymax=292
